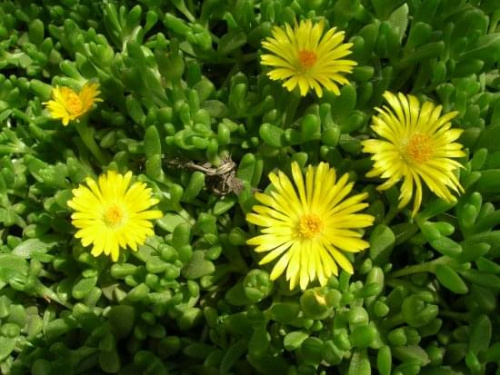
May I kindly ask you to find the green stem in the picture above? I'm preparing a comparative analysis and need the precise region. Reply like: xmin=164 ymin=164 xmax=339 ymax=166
xmin=283 ymin=90 xmax=301 ymax=127
xmin=242 ymin=52 xmax=258 ymax=62
xmin=39 ymin=269 xmax=57 ymax=280
xmin=199 ymin=53 xmax=257 ymax=65
xmin=382 ymin=205 xmax=400 ymax=226
xmin=389 ymin=257 xmax=450 ymax=278
xmin=74 ymin=118 xmax=109 ymax=165
xmin=390 ymin=262 xmax=434 ymax=278
xmin=440 ymin=311 xmax=471 ymax=322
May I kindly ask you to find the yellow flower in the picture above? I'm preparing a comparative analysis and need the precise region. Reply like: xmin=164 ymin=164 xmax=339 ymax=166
xmin=362 ymin=91 xmax=466 ymax=216
xmin=261 ymin=18 xmax=357 ymax=97
xmin=246 ymin=162 xmax=374 ymax=290
xmin=67 ymin=171 xmax=163 ymax=262
xmin=44 ymin=82 xmax=102 ymax=126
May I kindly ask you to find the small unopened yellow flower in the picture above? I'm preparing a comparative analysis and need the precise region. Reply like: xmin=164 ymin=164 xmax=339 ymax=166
xmin=362 ymin=92 xmax=465 ymax=216
xmin=246 ymin=162 xmax=374 ymax=290
xmin=261 ymin=19 xmax=357 ymax=97
xmin=44 ymin=82 xmax=102 ymax=126
xmin=68 ymin=171 xmax=163 ymax=261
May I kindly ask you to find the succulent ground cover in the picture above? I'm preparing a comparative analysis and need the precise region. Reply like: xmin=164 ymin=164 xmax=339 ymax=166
xmin=0 ymin=0 xmax=499 ymax=374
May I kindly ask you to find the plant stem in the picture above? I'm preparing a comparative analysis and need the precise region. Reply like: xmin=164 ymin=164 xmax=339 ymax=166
xmin=242 ymin=52 xmax=258 ymax=62
xmin=74 ymin=118 xmax=109 ymax=165
xmin=389 ymin=257 xmax=449 ymax=278
xmin=382 ymin=205 xmax=400 ymax=226
xmin=440 ymin=311 xmax=471 ymax=322
xmin=390 ymin=262 xmax=434 ymax=278
xmin=284 ymin=90 xmax=301 ymax=127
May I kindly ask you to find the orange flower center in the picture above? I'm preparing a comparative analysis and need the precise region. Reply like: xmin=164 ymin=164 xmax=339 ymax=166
xmin=297 ymin=214 xmax=323 ymax=239
xmin=298 ymin=50 xmax=317 ymax=70
xmin=103 ymin=204 xmax=124 ymax=227
xmin=405 ymin=133 xmax=433 ymax=163
xmin=66 ymin=91 xmax=83 ymax=115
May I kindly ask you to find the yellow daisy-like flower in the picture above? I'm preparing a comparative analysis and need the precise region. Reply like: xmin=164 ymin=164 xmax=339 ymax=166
xmin=44 ymin=82 xmax=102 ymax=126
xmin=67 ymin=171 xmax=163 ymax=262
xmin=246 ymin=162 xmax=374 ymax=290
xmin=261 ymin=18 xmax=357 ymax=97
xmin=362 ymin=91 xmax=466 ymax=216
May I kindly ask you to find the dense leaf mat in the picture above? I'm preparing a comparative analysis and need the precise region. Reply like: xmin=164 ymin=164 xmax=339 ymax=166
xmin=0 ymin=0 xmax=499 ymax=374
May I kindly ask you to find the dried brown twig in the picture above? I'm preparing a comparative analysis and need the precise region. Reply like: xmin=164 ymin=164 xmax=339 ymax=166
xmin=165 ymin=157 xmax=244 ymax=196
